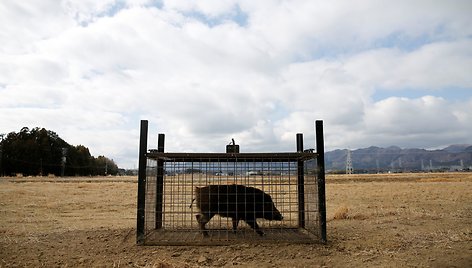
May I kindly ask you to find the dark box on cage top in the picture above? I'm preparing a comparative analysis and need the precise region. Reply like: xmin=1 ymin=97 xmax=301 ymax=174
xmin=226 ymin=144 xmax=239 ymax=153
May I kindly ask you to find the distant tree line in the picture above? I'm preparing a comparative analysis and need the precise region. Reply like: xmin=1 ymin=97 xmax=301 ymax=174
xmin=0 ymin=127 xmax=118 ymax=176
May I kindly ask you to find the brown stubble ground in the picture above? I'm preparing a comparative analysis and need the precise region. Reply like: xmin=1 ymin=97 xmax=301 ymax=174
xmin=0 ymin=173 xmax=471 ymax=267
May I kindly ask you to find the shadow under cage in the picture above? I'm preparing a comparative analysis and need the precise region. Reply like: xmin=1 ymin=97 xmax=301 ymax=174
xmin=137 ymin=120 xmax=327 ymax=245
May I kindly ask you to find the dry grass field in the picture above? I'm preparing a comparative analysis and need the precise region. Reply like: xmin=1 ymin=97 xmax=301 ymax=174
xmin=1 ymin=173 xmax=471 ymax=267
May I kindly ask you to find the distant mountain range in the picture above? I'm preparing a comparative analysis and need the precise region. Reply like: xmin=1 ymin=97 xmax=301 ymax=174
xmin=325 ymin=144 xmax=472 ymax=173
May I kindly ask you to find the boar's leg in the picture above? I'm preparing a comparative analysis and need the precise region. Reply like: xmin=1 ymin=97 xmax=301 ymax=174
xmin=231 ymin=218 xmax=240 ymax=233
xmin=196 ymin=213 xmax=213 ymax=237
xmin=245 ymin=218 xmax=264 ymax=236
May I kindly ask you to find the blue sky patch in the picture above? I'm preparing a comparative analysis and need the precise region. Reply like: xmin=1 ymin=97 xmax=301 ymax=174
xmin=372 ymin=87 xmax=472 ymax=102
xmin=181 ymin=4 xmax=248 ymax=28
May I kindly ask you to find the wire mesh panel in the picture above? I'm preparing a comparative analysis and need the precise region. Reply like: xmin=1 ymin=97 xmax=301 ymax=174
xmin=140 ymin=153 xmax=322 ymax=245
xmin=136 ymin=120 xmax=326 ymax=245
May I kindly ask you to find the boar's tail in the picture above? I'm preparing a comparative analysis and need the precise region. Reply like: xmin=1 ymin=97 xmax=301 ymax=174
xmin=189 ymin=198 xmax=196 ymax=208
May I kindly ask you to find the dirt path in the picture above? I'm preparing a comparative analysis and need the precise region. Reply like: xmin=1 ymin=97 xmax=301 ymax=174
xmin=1 ymin=174 xmax=471 ymax=267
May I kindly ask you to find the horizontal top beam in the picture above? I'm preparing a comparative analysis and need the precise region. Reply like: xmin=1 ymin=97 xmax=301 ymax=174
xmin=146 ymin=151 xmax=318 ymax=162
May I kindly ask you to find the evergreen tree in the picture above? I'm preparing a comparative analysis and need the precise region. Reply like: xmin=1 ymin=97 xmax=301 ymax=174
xmin=0 ymin=127 xmax=119 ymax=176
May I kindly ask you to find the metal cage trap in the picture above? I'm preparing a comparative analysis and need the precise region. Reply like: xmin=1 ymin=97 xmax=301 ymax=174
xmin=136 ymin=120 xmax=327 ymax=245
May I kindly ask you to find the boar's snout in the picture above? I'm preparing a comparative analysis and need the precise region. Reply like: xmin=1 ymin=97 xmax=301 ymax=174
xmin=266 ymin=208 xmax=283 ymax=221
xmin=273 ymin=210 xmax=283 ymax=221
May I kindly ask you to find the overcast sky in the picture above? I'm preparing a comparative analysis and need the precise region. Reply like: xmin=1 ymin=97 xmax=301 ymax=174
xmin=1 ymin=0 xmax=471 ymax=168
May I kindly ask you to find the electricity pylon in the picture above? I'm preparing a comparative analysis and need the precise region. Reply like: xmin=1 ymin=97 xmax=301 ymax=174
xmin=346 ymin=149 xmax=353 ymax=174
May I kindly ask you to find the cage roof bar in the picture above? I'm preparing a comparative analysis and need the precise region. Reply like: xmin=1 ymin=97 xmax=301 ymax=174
xmin=146 ymin=151 xmax=318 ymax=162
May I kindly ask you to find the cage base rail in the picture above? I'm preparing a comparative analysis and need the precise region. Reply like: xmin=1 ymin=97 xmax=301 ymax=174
xmin=142 ymin=228 xmax=320 ymax=246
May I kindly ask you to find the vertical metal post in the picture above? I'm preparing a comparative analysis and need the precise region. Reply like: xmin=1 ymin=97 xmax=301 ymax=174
xmin=315 ymin=120 xmax=327 ymax=243
xmin=155 ymin=133 xmax=165 ymax=229
xmin=0 ymin=134 xmax=3 ymax=177
xmin=137 ymin=120 xmax=148 ymax=244
xmin=296 ymin=133 xmax=305 ymax=229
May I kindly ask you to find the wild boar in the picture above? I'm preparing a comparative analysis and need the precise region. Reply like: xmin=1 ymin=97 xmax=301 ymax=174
xmin=193 ymin=184 xmax=283 ymax=236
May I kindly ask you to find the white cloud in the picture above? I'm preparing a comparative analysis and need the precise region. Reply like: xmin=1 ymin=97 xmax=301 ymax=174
xmin=1 ymin=0 xmax=471 ymax=168
xmin=365 ymin=96 xmax=458 ymax=134
xmin=241 ymin=0 xmax=472 ymax=60
xmin=344 ymin=40 xmax=472 ymax=90
xmin=0 ymin=1 xmax=75 ymax=53
xmin=359 ymin=96 xmax=472 ymax=148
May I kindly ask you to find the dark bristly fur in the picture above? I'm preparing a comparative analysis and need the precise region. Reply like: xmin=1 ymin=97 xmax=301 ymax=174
xmin=194 ymin=184 xmax=283 ymax=236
